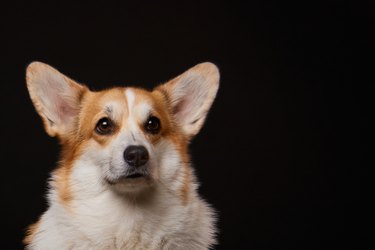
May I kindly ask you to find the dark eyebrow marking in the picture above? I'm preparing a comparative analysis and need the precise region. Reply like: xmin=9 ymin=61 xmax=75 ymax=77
xmin=104 ymin=106 xmax=115 ymax=120
xmin=105 ymin=106 xmax=113 ymax=114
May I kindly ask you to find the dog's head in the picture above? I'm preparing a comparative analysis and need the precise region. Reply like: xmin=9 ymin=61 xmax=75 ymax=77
xmin=26 ymin=62 xmax=219 ymax=198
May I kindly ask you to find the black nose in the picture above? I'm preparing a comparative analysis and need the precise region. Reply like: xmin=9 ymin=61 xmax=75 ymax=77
xmin=124 ymin=145 xmax=149 ymax=167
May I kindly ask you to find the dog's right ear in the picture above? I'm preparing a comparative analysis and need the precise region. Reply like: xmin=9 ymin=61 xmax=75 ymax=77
xmin=26 ymin=62 xmax=88 ymax=137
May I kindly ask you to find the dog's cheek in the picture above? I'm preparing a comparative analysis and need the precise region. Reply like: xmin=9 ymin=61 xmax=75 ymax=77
xmin=69 ymin=141 xmax=110 ymax=195
xmin=155 ymin=139 xmax=183 ymax=182
xmin=79 ymin=141 xmax=113 ymax=176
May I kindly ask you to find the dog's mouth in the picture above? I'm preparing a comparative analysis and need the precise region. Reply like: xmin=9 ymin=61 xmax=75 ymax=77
xmin=126 ymin=173 xmax=145 ymax=179
xmin=105 ymin=171 xmax=149 ymax=185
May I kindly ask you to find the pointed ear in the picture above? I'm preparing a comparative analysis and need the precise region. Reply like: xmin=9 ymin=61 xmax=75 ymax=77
xmin=26 ymin=62 xmax=87 ymax=137
xmin=156 ymin=62 xmax=220 ymax=138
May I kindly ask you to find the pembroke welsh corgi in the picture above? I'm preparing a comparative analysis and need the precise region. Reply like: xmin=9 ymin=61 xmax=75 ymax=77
xmin=24 ymin=62 xmax=220 ymax=249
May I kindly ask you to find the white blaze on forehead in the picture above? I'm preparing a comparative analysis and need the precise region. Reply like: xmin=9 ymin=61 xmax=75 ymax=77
xmin=125 ymin=89 xmax=137 ymax=133
xmin=125 ymin=89 xmax=135 ymax=114
xmin=125 ymin=89 xmax=152 ymax=121
xmin=124 ymin=89 xmax=152 ymax=136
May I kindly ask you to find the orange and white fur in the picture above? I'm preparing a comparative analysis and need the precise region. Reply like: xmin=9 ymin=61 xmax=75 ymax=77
xmin=24 ymin=62 xmax=219 ymax=250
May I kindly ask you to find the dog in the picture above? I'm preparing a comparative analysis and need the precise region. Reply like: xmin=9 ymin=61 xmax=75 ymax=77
xmin=24 ymin=61 xmax=220 ymax=249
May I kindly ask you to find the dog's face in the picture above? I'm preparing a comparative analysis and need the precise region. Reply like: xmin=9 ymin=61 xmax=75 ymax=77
xmin=26 ymin=62 xmax=219 ymax=196
xmin=71 ymin=87 xmax=182 ymax=193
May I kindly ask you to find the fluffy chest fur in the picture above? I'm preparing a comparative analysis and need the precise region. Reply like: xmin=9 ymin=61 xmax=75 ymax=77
xmin=34 ymin=176 xmax=215 ymax=250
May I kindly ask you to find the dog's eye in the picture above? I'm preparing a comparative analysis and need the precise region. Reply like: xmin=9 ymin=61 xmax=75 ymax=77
xmin=145 ymin=116 xmax=161 ymax=134
xmin=95 ymin=118 xmax=114 ymax=135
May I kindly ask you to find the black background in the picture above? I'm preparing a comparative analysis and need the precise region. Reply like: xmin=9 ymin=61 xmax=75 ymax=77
xmin=1 ymin=1 xmax=372 ymax=249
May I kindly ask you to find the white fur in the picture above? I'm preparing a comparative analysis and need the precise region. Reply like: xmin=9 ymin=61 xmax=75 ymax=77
xmin=28 ymin=140 xmax=216 ymax=250
xmin=125 ymin=89 xmax=135 ymax=111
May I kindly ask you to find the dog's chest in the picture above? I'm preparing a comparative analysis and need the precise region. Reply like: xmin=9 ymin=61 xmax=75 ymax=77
xmin=70 ymin=191 xmax=176 ymax=249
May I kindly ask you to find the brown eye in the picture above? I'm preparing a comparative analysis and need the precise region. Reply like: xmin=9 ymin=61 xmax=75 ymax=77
xmin=95 ymin=118 xmax=114 ymax=135
xmin=145 ymin=116 xmax=161 ymax=134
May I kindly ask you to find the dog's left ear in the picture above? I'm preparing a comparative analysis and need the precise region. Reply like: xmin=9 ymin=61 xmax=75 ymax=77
xmin=156 ymin=62 xmax=220 ymax=138
xmin=26 ymin=62 xmax=88 ymax=137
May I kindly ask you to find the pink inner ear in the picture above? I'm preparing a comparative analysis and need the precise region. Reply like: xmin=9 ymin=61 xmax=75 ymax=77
xmin=174 ymin=97 xmax=194 ymax=125
xmin=173 ymin=99 xmax=187 ymax=117
xmin=173 ymin=82 xmax=209 ymax=125
xmin=40 ymin=79 xmax=79 ymax=126
xmin=57 ymin=101 xmax=76 ymax=123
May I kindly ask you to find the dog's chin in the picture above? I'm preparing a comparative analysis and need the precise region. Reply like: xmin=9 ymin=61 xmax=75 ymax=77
xmin=105 ymin=174 xmax=153 ymax=194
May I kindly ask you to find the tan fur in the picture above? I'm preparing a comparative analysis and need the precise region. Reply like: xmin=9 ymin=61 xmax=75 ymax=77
xmin=24 ymin=220 xmax=41 ymax=245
